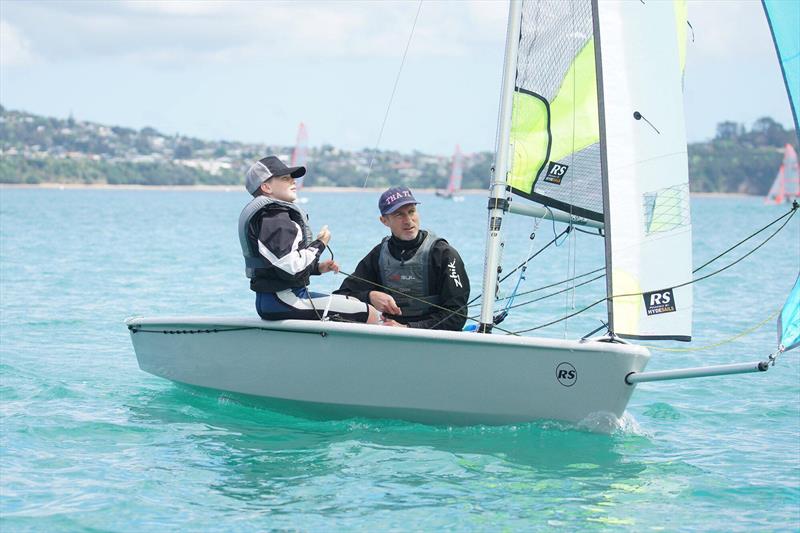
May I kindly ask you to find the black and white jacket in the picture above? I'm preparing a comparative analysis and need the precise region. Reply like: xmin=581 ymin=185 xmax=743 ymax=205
xmin=245 ymin=203 xmax=325 ymax=293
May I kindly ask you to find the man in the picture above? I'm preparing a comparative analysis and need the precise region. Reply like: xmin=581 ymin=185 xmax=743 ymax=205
xmin=335 ymin=186 xmax=470 ymax=330
xmin=238 ymin=155 xmax=380 ymax=323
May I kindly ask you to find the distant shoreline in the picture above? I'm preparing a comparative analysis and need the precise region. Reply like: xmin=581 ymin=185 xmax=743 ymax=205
xmin=0 ymin=183 xmax=760 ymax=198
xmin=0 ymin=183 xmax=488 ymax=194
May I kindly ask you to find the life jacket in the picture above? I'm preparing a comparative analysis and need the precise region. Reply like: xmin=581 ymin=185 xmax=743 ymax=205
xmin=238 ymin=195 xmax=313 ymax=279
xmin=377 ymin=231 xmax=443 ymax=317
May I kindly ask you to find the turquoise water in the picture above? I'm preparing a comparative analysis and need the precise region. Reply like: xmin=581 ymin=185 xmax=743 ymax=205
xmin=1 ymin=188 xmax=798 ymax=531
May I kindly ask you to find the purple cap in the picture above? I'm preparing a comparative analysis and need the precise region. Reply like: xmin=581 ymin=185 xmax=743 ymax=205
xmin=379 ymin=186 xmax=419 ymax=215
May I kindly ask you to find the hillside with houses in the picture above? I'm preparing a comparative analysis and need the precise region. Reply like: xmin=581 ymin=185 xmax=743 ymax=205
xmin=0 ymin=105 xmax=794 ymax=194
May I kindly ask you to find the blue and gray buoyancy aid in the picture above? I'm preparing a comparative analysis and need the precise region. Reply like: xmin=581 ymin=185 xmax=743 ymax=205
xmin=378 ymin=231 xmax=443 ymax=317
xmin=238 ymin=195 xmax=313 ymax=279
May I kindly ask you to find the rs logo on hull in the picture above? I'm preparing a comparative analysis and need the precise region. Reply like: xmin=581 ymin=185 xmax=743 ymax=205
xmin=556 ymin=362 xmax=577 ymax=387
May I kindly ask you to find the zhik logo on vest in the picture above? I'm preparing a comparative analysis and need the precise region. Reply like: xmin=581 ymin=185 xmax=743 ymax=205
xmin=544 ymin=162 xmax=568 ymax=184
xmin=643 ymin=288 xmax=677 ymax=315
xmin=447 ymin=259 xmax=463 ymax=288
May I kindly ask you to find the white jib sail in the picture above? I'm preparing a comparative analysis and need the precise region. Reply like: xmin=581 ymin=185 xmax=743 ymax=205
xmin=595 ymin=0 xmax=693 ymax=340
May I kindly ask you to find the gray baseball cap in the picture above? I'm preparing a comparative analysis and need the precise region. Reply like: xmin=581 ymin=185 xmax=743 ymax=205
xmin=245 ymin=156 xmax=306 ymax=195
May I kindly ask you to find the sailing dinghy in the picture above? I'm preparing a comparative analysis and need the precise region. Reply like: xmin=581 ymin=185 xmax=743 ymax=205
xmin=435 ymin=145 xmax=465 ymax=201
xmin=127 ymin=0 xmax=799 ymax=430
xmin=292 ymin=122 xmax=310 ymax=204
xmin=765 ymin=144 xmax=800 ymax=204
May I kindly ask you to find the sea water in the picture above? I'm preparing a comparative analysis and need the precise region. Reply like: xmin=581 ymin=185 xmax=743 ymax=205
xmin=1 ymin=188 xmax=798 ymax=531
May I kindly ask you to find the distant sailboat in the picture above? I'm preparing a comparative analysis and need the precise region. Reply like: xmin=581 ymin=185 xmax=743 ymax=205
xmin=436 ymin=145 xmax=464 ymax=201
xmin=765 ymin=144 xmax=800 ymax=204
xmin=291 ymin=122 xmax=310 ymax=204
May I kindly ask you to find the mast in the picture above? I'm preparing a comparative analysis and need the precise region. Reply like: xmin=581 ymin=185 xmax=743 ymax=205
xmin=591 ymin=0 xmax=613 ymax=334
xmin=478 ymin=0 xmax=523 ymax=333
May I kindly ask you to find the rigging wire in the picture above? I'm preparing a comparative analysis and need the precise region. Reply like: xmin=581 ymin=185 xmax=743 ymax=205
xmin=325 ymin=242 xmax=519 ymax=335
xmin=478 ymin=201 xmax=792 ymax=311
xmin=502 ymin=273 xmax=605 ymax=311
xmin=362 ymin=0 xmax=423 ymax=188
xmin=510 ymin=203 xmax=798 ymax=335
xmin=467 ymin=266 xmax=606 ymax=308
xmin=457 ymin=226 xmax=571 ymax=314
xmin=565 ymin=0 xmax=578 ymax=339
xmin=692 ymin=205 xmax=797 ymax=273
xmin=337 ymin=267 xmax=518 ymax=335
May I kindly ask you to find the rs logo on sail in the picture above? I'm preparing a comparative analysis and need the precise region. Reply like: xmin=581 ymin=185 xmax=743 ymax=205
xmin=643 ymin=288 xmax=677 ymax=315
xmin=544 ymin=162 xmax=569 ymax=185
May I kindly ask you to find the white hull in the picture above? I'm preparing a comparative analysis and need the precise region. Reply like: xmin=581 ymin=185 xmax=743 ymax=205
xmin=127 ymin=317 xmax=649 ymax=429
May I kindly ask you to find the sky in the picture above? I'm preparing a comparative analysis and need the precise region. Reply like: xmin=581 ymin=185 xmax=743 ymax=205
xmin=0 ymin=0 xmax=794 ymax=155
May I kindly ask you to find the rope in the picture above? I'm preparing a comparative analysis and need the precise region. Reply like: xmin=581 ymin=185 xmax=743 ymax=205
xmin=469 ymin=266 xmax=606 ymax=308
xmin=336 ymin=267 xmax=518 ymax=335
xmin=693 ymin=206 xmax=797 ymax=273
xmin=456 ymin=227 xmax=571 ymax=311
xmin=362 ymin=0 xmax=423 ymax=188
xmin=503 ymin=273 xmax=605 ymax=311
xmin=502 ymin=213 xmax=548 ymax=312
xmin=511 ymin=204 xmax=798 ymax=335
xmin=471 ymin=202 xmax=792 ymax=312
xmin=641 ymin=307 xmax=781 ymax=353
xmin=426 ymin=227 xmax=570 ymax=330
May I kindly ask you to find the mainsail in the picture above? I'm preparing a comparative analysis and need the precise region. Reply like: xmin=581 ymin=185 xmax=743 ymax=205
xmin=502 ymin=0 xmax=693 ymax=341
xmin=508 ymin=1 xmax=602 ymax=222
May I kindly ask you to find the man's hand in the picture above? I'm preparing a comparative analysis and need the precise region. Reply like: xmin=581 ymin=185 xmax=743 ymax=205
xmin=369 ymin=291 xmax=402 ymax=315
xmin=316 ymin=225 xmax=331 ymax=245
xmin=382 ymin=318 xmax=407 ymax=328
xmin=317 ymin=260 xmax=339 ymax=274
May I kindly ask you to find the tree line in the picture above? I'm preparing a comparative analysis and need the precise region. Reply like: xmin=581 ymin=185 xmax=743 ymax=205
xmin=0 ymin=106 xmax=795 ymax=194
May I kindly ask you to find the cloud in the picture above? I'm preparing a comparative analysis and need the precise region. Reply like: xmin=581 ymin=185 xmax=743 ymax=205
xmin=0 ymin=20 xmax=37 ymax=66
xmin=0 ymin=1 xmax=506 ymax=67
xmin=120 ymin=0 xmax=232 ymax=16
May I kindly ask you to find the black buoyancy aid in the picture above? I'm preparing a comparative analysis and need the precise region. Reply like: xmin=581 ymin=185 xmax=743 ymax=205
xmin=238 ymin=195 xmax=313 ymax=279
xmin=377 ymin=231 xmax=443 ymax=317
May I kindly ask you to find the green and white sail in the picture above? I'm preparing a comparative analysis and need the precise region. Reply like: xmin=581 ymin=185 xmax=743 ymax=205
xmin=505 ymin=0 xmax=693 ymax=340
xmin=508 ymin=0 xmax=603 ymax=222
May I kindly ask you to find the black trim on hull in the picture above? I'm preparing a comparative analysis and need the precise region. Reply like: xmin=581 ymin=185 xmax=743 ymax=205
xmin=618 ymin=333 xmax=692 ymax=342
